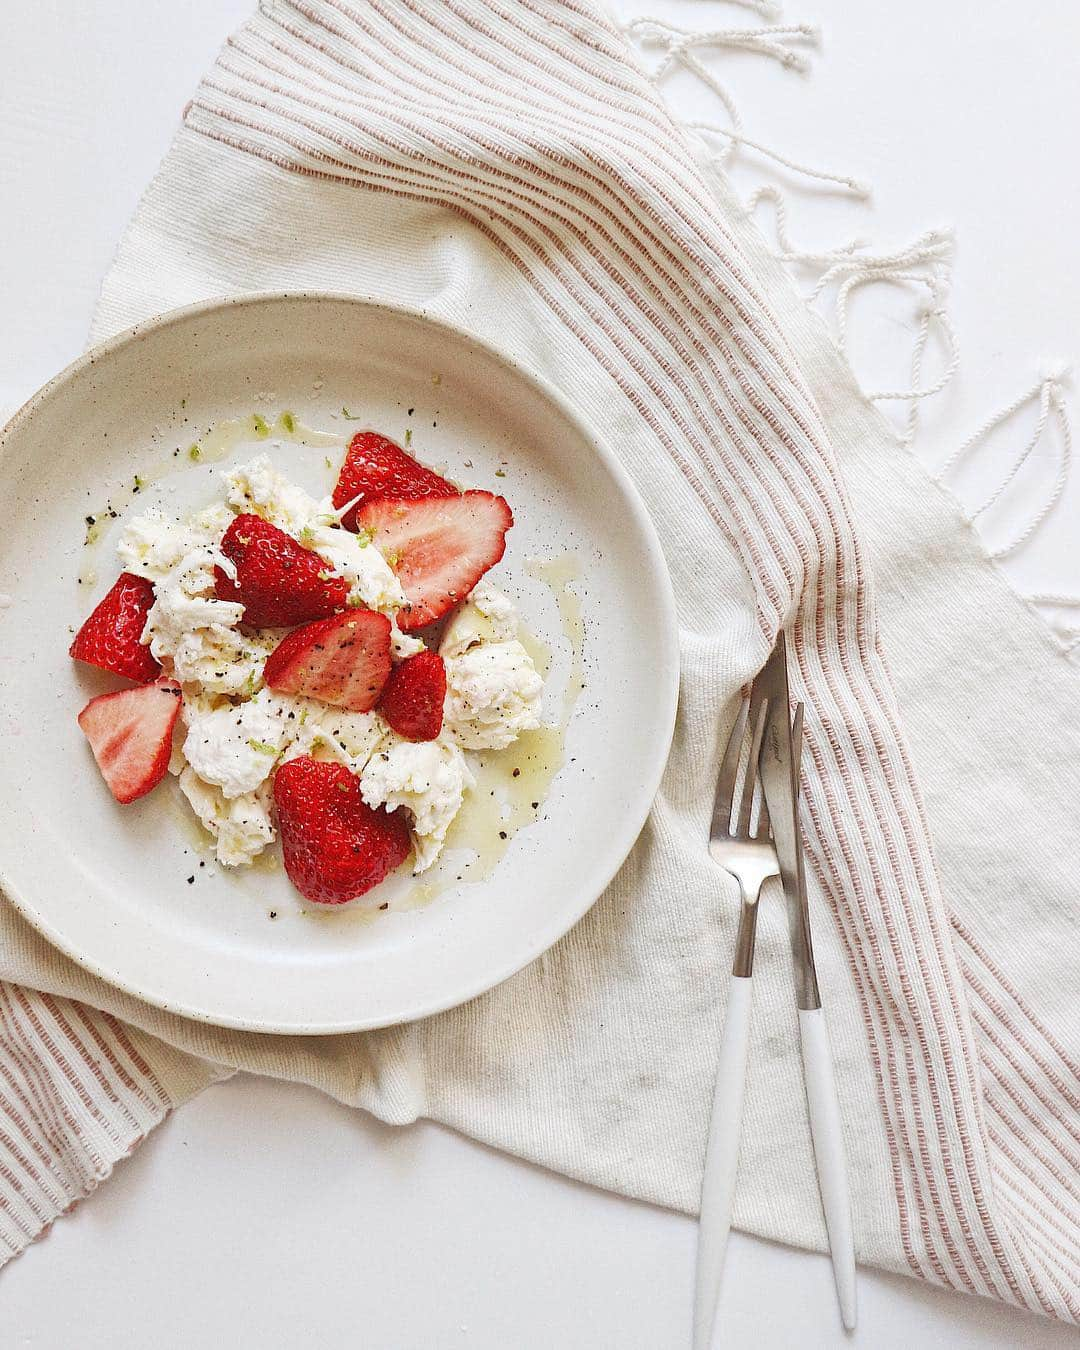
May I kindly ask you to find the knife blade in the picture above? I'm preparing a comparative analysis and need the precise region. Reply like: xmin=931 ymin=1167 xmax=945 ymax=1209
xmin=754 ymin=632 xmax=821 ymax=1011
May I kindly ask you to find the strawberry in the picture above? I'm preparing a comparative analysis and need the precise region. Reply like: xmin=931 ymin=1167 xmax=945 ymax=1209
xmin=214 ymin=513 xmax=348 ymax=627
xmin=378 ymin=650 xmax=446 ymax=741
xmin=357 ymin=491 xmax=512 ymax=631
xmin=273 ymin=755 xmax=411 ymax=904
xmin=77 ymin=678 xmax=182 ymax=804
xmin=69 ymin=571 xmax=160 ymax=683
xmin=332 ymin=431 xmax=455 ymax=530
xmin=263 ymin=609 xmax=392 ymax=712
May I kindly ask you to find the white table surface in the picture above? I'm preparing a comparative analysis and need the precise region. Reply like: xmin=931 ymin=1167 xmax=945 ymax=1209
xmin=1 ymin=2 xmax=1076 ymax=1346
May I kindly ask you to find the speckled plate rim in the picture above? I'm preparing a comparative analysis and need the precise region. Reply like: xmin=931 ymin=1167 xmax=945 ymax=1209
xmin=0 ymin=291 xmax=680 ymax=1034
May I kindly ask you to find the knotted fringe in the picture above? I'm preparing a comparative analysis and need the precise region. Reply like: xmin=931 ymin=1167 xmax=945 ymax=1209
xmin=620 ymin=12 xmax=956 ymax=448
xmin=621 ymin=4 xmax=1075 ymax=576
xmin=624 ymin=15 xmax=870 ymax=197
xmin=748 ymin=188 xmax=958 ymax=446
xmin=936 ymin=365 xmax=1073 ymax=559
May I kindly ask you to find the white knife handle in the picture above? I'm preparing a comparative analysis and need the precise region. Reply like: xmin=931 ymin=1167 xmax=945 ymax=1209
xmin=694 ymin=973 xmax=753 ymax=1350
xmin=798 ymin=1006 xmax=857 ymax=1331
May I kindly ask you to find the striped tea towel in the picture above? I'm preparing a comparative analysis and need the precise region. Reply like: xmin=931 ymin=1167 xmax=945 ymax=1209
xmin=0 ymin=0 xmax=1076 ymax=1321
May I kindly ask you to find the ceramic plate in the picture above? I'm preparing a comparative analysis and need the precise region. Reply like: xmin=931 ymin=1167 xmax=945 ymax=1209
xmin=0 ymin=294 xmax=678 ymax=1033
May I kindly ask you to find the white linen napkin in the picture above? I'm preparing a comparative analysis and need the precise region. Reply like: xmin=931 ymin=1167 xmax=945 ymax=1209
xmin=0 ymin=1 xmax=1075 ymax=1320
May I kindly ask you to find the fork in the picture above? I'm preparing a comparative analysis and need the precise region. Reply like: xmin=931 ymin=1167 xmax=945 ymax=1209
xmin=692 ymin=697 xmax=781 ymax=1350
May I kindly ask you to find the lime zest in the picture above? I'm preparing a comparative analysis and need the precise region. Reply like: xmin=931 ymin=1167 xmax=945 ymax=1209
xmin=248 ymin=739 xmax=278 ymax=756
xmin=251 ymin=413 xmax=271 ymax=439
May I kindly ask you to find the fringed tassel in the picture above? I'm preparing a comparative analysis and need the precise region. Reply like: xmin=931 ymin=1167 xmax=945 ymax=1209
xmin=621 ymin=11 xmax=960 ymax=446
xmin=826 ymin=231 xmax=958 ymax=446
xmin=936 ymin=365 xmax=1074 ymax=559
xmin=621 ymin=2 xmax=1076 ymax=642
xmin=745 ymin=185 xmax=870 ymax=265
xmin=622 ymin=15 xmax=870 ymax=197
xmin=747 ymin=188 xmax=958 ymax=445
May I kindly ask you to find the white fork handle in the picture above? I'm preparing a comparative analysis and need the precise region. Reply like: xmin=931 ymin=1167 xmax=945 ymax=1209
xmin=798 ymin=1006 xmax=857 ymax=1331
xmin=693 ymin=973 xmax=753 ymax=1350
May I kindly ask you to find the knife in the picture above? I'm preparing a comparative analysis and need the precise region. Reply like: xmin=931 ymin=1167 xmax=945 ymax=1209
xmin=755 ymin=632 xmax=858 ymax=1331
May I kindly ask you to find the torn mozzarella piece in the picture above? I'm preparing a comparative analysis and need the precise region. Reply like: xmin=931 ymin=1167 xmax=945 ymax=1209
xmin=360 ymin=735 xmax=474 ymax=873
xmin=149 ymin=552 xmax=242 ymax=634
xmin=181 ymin=688 xmax=299 ymax=798
xmin=120 ymin=505 xmax=266 ymax=694
xmin=389 ymin=620 xmax=426 ymax=662
xmin=299 ymin=521 xmax=405 ymax=614
xmin=178 ymin=766 xmax=275 ymax=867
xmin=167 ymin=627 xmax=274 ymax=696
xmin=282 ymin=704 xmax=387 ymax=775
xmin=442 ymin=642 xmax=543 ymax=751
xmin=440 ymin=584 xmax=542 ymax=750
xmin=440 ymin=578 xmax=519 ymax=657
xmin=167 ymin=739 xmax=188 ymax=777
xmin=118 ymin=503 xmax=233 ymax=582
xmin=143 ymin=553 xmax=274 ymax=696
xmin=224 ymin=454 xmax=321 ymax=536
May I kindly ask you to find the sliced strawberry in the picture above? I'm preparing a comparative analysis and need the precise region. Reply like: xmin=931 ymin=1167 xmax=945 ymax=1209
xmin=357 ymin=492 xmax=512 ymax=631
xmin=378 ymin=650 xmax=446 ymax=741
xmin=77 ymin=678 xmax=182 ymax=804
xmin=214 ymin=513 xmax=348 ymax=628
xmin=332 ymin=431 xmax=455 ymax=530
xmin=274 ymin=755 xmax=411 ymax=904
xmin=263 ymin=609 xmax=392 ymax=712
xmin=70 ymin=572 xmax=160 ymax=683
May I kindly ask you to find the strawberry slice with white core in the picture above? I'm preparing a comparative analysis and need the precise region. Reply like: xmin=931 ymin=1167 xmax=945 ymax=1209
xmin=332 ymin=431 xmax=456 ymax=530
xmin=357 ymin=491 xmax=512 ymax=631
xmin=263 ymin=609 xmax=392 ymax=712
xmin=77 ymin=678 xmax=182 ymax=804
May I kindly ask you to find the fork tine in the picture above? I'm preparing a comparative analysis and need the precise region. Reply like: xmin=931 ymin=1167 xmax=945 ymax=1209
xmin=710 ymin=698 xmax=748 ymax=839
xmin=736 ymin=700 xmax=768 ymax=837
